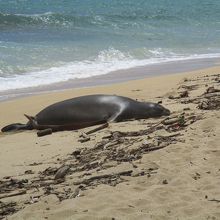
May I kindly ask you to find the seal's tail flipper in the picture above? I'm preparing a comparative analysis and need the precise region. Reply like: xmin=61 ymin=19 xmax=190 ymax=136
xmin=1 ymin=114 xmax=36 ymax=132
xmin=1 ymin=123 xmax=28 ymax=132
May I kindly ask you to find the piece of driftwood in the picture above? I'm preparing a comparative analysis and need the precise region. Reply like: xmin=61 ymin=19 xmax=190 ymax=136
xmin=202 ymin=92 xmax=220 ymax=99
xmin=86 ymin=123 xmax=109 ymax=135
xmin=180 ymin=92 xmax=220 ymax=104
xmin=69 ymin=187 xmax=80 ymax=199
xmin=0 ymin=201 xmax=18 ymax=220
xmin=54 ymin=165 xmax=70 ymax=180
xmin=163 ymin=118 xmax=180 ymax=125
xmin=78 ymin=133 xmax=90 ymax=143
xmin=179 ymin=84 xmax=199 ymax=91
xmin=179 ymin=90 xmax=189 ymax=98
xmin=105 ymin=118 xmax=168 ymax=139
xmin=140 ymin=143 xmax=168 ymax=152
xmin=0 ymin=190 xmax=26 ymax=199
xmin=74 ymin=170 xmax=133 ymax=185
xmin=205 ymin=86 xmax=220 ymax=94
xmin=208 ymin=199 xmax=220 ymax=203
xmin=198 ymin=97 xmax=220 ymax=110
xmin=37 ymin=128 xmax=52 ymax=137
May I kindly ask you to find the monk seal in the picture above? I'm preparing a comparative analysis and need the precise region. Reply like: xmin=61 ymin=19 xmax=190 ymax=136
xmin=1 ymin=94 xmax=170 ymax=132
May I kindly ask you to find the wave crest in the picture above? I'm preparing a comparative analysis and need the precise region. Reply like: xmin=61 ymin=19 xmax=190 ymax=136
xmin=0 ymin=11 xmax=183 ymax=29
xmin=0 ymin=12 xmax=88 ymax=28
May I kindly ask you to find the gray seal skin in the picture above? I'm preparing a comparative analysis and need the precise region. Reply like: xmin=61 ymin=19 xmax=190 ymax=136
xmin=1 ymin=94 xmax=170 ymax=132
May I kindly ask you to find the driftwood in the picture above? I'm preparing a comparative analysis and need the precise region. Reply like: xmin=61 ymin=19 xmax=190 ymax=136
xmin=198 ymin=97 xmax=220 ymax=110
xmin=37 ymin=128 xmax=52 ymax=137
xmin=78 ymin=133 xmax=90 ymax=143
xmin=54 ymin=165 xmax=70 ymax=180
xmin=74 ymin=170 xmax=133 ymax=186
xmin=181 ymin=92 xmax=220 ymax=104
xmin=86 ymin=123 xmax=109 ymax=135
xmin=69 ymin=187 xmax=81 ymax=199
xmin=140 ymin=144 xmax=168 ymax=152
xmin=205 ymin=86 xmax=220 ymax=94
xmin=103 ymin=118 xmax=168 ymax=139
xmin=0 ymin=201 xmax=17 ymax=220
xmin=0 ymin=190 xmax=26 ymax=199
xmin=208 ymin=199 xmax=220 ymax=203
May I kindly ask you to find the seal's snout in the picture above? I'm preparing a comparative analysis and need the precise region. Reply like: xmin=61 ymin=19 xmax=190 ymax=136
xmin=163 ymin=108 xmax=171 ymax=116
xmin=153 ymin=103 xmax=170 ymax=117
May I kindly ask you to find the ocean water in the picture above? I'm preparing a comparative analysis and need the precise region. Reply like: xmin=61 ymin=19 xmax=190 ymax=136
xmin=0 ymin=0 xmax=220 ymax=91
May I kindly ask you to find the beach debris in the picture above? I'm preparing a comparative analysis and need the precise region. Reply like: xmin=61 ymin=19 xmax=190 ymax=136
xmin=101 ymin=118 xmax=167 ymax=139
xmin=205 ymin=86 xmax=220 ymax=94
xmin=168 ymin=90 xmax=189 ymax=99
xmin=0 ymin=178 xmax=28 ymax=194
xmin=24 ymin=170 xmax=34 ymax=175
xmin=0 ymin=190 xmax=26 ymax=200
xmin=73 ymin=170 xmax=133 ymax=187
xmin=54 ymin=165 xmax=70 ymax=180
xmin=78 ymin=133 xmax=90 ymax=143
xmin=69 ymin=187 xmax=81 ymax=199
xmin=162 ymin=179 xmax=168 ymax=184
xmin=163 ymin=117 xmax=183 ymax=126
xmin=29 ymin=195 xmax=40 ymax=204
xmin=183 ymin=107 xmax=191 ymax=111
xmin=197 ymin=97 xmax=220 ymax=110
xmin=168 ymin=95 xmax=175 ymax=99
xmin=0 ymin=201 xmax=18 ymax=220
xmin=37 ymin=128 xmax=52 ymax=137
xmin=208 ymin=199 xmax=220 ymax=203
xmin=179 ymin=90 xmax=189 ymax=98
xmin=86 ymin=123 xmax=109 ymax=135
xmin=179 ymin=84 xmax=199 ymax=91
xmin=29 ymin=162 xmax=43 ymax=166
xmin=71 ymin=149 xmax=81 ymax=157
xmin=163 ymin=115 xmax=186 ymax=132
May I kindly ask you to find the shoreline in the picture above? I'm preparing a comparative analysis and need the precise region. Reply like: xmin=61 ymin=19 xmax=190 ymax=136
xmin=0 ymin=56 xmax=219 ymax=102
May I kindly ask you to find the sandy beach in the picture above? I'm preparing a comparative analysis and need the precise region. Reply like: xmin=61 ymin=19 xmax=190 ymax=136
xmin=0 ymin=65 xmax=220 ymax=220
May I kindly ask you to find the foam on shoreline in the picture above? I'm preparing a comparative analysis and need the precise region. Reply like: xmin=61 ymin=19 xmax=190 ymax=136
xmin=0 ymin=56 xmax=219 ymax=102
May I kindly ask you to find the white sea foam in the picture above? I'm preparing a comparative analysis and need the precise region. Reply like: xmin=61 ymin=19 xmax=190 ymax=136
xmin=0 ymin=48 xmax=220 ymax=91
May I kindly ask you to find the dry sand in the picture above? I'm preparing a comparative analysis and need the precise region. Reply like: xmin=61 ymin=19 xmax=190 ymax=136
xmin=0 ymin=66 xmax=220 ymax=220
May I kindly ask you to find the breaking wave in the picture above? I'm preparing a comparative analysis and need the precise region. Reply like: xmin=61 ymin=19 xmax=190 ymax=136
xmin=1 ymin=48 xmax=220 ymax=91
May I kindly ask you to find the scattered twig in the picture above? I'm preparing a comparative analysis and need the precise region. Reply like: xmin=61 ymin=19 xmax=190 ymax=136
xmin=74 ymin=170 xmax=133 ymax=186
xmin=208 ymin=199 xmax=220 ymax=203
xmin=78 ymin=133 xmax=90 ymax=143
xmin=0 ymin=190 xmax=26 ymax=199
xmin=86 ymin=123 xmax=109 ymax=135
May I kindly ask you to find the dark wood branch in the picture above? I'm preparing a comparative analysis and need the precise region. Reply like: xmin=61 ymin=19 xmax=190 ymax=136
xmin=74 ymin=170 xmax=133 ymax=185
xmin=86 ymin=123 xmax=109 ymax=135
xmin=0 ymin=190 xmax=26 ymax=199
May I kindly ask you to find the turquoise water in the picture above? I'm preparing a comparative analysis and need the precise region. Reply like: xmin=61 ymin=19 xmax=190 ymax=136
xmin=0 ymin=0 xmax=220 ymax=90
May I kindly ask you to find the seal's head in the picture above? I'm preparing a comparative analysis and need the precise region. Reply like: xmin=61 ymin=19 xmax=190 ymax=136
xmin=146 ymin=103 xmax=170 ymax=117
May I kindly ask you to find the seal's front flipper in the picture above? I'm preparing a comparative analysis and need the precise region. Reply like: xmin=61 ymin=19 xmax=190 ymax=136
xmin=1 ymin=123 xmax=28 ymax=132
xmin=24 ymin=114 xmax=38 ymax=129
